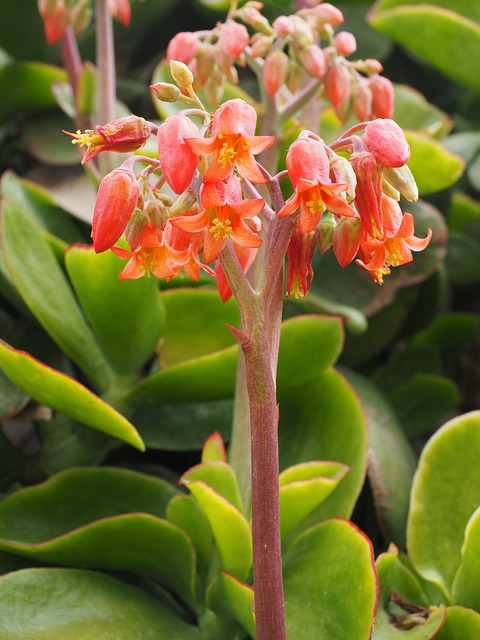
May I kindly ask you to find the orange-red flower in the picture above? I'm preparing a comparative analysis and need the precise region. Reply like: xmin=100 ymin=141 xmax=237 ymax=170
xmin=111 ymin=222 xmax=191 ymax=280
xmin=278 ymin=135 xmax=355 ymax=233
xmin=356 ymin=196 xmax=432 ymax=283
xmin=64 ymin=115 xmax=150 ymax=164
xmin=171 ymin=174 xmax=264 ymax=264
xmin=286 ymin=226 xmax=317 ymax=298
xmin=185 ymin=99 xmax=274 ymax=183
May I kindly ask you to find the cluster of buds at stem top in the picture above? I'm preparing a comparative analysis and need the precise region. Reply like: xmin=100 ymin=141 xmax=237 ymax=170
xmin=38 ymin=0 xmax=131 ymax=44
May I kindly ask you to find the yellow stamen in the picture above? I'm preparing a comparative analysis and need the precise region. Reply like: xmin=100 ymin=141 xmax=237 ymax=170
xmin=216 ymin=134 xmax=248 ymax=168
xmin=210 ymin=217 xmax=232 ymax=240
xmin=70 ymin=129 xmax=105 ymax=148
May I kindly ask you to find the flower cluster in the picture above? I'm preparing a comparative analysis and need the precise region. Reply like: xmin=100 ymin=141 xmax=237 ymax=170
xmin=38 ymin=0 xmax=131 ymax=44
xmin=65 ymin=1 xmax=431 ymax=300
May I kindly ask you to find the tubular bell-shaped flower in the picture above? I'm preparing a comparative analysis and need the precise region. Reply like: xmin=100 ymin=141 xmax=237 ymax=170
xmin=286 ymin=226 xmax=317 ymax=298
xmin=185 ymin=99 xmax=274 ymax=183
xmin=111 ymin=222 xmax=192 ymax=280
xmin=171 ymin=174 xmax=264 ymax=264
xmin=278 ymin=135 xmax=355 ymax=233
xmin=64 ymin=115 xmax=150 ymax=164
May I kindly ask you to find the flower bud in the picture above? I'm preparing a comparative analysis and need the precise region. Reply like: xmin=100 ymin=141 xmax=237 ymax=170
xmin=71 ymin=0 xmax=91 ymax=35
xmin=166 ymin=31 xmax=199 ymax=64
xmin=286 ymin=61 xmax=302 ymax=93
xmin=329 ymin=154 xmax=357 ymax=201
xmin=325 ymin=63 xmax=351 ymax=109
xmin=38 ymin=0 xmax=70 ymax=44
xmin=318 ymin=211 xmax=336 ymax=253
xmin=125 ymin=210 xmax=147 ymax=251
xmin=352 ymin=80 xmax=373 ymax=122
xmin=299 ymin=43 xmax=326 ymax=79
xmin=150 ymin=82 xmax=181 ymax=103
xmin=263 ymin=50 xmax=289 ymax=96
xmin=92 ymin=168 xmax=140 ymax=253
xmin=369 ymin=75 xmax=394 ymax=119
xmin=146 ymin=200 xmax=168 ymax=228
xmin=334 ymin=31 xmax=357 ymax=56
xmin=219 ymin=20 xmax=250 ymax=59
xmin=157 ymin=114 xmax=199 ymax=194
xmin=250 ymin=33 xmax=273 ymax=58
xmin=363 ymin=119 xmax=410 ymax=168
xmin=383 ymin=164 xmax=418 ymax=202
xmin=238 ymin=7 xmax=273 ymax=34
xmin=312 ymin=3 xmax=344 ymax=26
xmin=333 ymin=215 xmax=362 ymax=267
xmin=170 ymin=60 xmax=194 ymax=88
xmin=108 ymin=0 xmax=131 ymax=26
xmin=272 ymin=15 xmax=294 ymax=36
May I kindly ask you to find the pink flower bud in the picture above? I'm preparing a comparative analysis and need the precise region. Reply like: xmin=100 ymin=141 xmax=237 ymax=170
xmin=313 ymin=3 xmax=344 ymax=26
xmin=92 ymin=168 xmax=140 ymax=253
xmin=38 ymin=0 xmax=70 ymax=44
xmin=353 ymin=80 xmax=373 ymax=122
xmin=157 ymin=114 xmax=199 ymax=194
xmin=108 ymin=0 xmax=131 ymax=26
xmin=272 ymin=15 xmax=294 ymax=36
xmin=334 ymin=31 xmax=357 ymax=56
xmin=250 ymin=33 xmax=273 ymax=58
xmin=263 ymin=50 xmax=289 ymax=96
xmin=299 ymin=44 xmax=326 ymax=79
xmin=166 ymin=32 xmax=199 ymax=64
xmin=363 ymin=119 xmax=410 ymax=168
xmin=325 ymin=64 xmax=351 ymax=109
xmin=333 ymin=216 xmax=362 ymax=267
xmin=369 ymin=75 xmax=394 ymax=119
xmin=219 ymin=20 xmax=250 ymax=59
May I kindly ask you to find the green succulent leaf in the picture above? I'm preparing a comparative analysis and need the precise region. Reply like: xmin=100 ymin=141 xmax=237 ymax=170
xmin=368 ymin=4 xmax=480 ymax=91
xmin=207 ymin=571 xmax=256 ymax=640
xmin=159 ymin=289 xmax=240 ymax=367
xmin=279 ymin=368 xmax=367 ymax=524
xmin=434 ymin=605 xmax=480 ymax=639
xmin=393 ymin=85 xmax=452 ymax=138
xmin=374 ymin=545 xmax=447 ymax=639
xmin=452 ymin=506 xmax=480 ymax=610
xmin=406 ymin=131 xmax=464 ymax=195
xmin=0 ymin=63 xmax=67 ymax=121
xmin=283 ymin=519 xmax=377 ymax=640
xmin=407 ymin=411 xmax=480 ymax=598
xmin=279 ymin=461 xmax=350 ymax=539
xmin=181 ymin=461 xmax=244 ymax=513
xmin=344 ymin=370 xmax=417 ymax=549
xmin=0 ymin=468 xmax=197 ymax=606
xmin=0 ymin=342 xmax=144 ymax=450
xmin=183 ymin=480 xmax=252 ymax=581
xmin=0 ymin=568 xmax=207 ymax=639
xmin=65 ymin=245 xmax=165 ymax=376
xmin=0 ymin=202 xmax=111 ymax=391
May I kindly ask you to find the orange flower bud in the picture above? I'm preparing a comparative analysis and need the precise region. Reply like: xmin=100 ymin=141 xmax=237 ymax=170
xmin=219 ymin=20 xmax=250 ymax=59
xmin=92 ymin=168 xmax=140 ymax=253
xmin=325 ymin=64 xmax=351 ymax=109
xmin=166 ymin=32 xmax=199 ymax=65
xmin=299 ymin=44 xmax=326 ymax=79
xmin=157 ymin=114 xmax=199 ymax=194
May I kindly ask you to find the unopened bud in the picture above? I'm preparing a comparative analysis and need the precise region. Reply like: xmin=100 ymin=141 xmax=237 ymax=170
xmin=363 ymin=119 xmax=410 ymax=168
xmin=166 ymin=31 xmax=199 ymax=65
xmin=312 ymin=3 xmax=344 ymax=26
xmin=298 ymin=43 xmax=326 ymax=79
xmin=150 ymin=82 xmax=181 ymax=103
xmin=325 ymin=63 xmax=351 ymax=109
xmin=356 ymin=58 xmax=384 ymax=75
xmin=125 ymin=210 xmax=147 ymax=251
xmin=318 ymin=211 xmax=336 ymax=253
xmin=263 ymin=50 xmax=289 ymax=96
xmin=369 ymin=75 xmax=394 ymax=119
xmin=352 ymin=80 xmax=373 ymax=122
xmin=146 ymin=200 xmax=168 ymax=228
xmin=334 ymin=31 xmax=357 ymax=56
xmin=330 ymin=155 xmax=357 ymax=201
xmin=286 ymin=61 xmax=302 ymax=93
xmin=272 ymin=15 xmax=294 ymax=36
xmin=291 ymin=15 xmax=314 ymax=47
xmin=238 ymin=7 xmax=272 ymax=35
xmin=383 ymin=164 xmax=418 ymax=202
xmin=250 ymin=33 xmax=273 ymax=58
xmin=169 ymin=187 xmax=198 ymax=217
xmin=170 ymin=60 xmax=194 ymax=88
xmin=71 ymin=0 xmax=91 ymax=35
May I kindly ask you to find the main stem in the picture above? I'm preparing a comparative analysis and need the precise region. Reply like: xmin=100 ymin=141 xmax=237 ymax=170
xmin=243 ymin=272 xmax=286 ymax=640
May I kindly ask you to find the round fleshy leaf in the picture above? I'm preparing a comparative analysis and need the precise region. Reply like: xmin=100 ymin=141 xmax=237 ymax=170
xmin=0 ymin=468 xmax=196 ymax=606
xmin=0 ymin=568 xmax=207 ymax=639
xmin=166 ymin=494 xmax=213 ymax=579
xmin=393 ymin=84 xmax=452 ymax=138
xmin=0 ymin=341 xmax=144 ymax=450
xmin=181 ymin=461 xmax=244 ymax=512
xmin=407 ymin=411 xmax=480 ymax=598
xmin=452 ymin=506 xmax=480 ymax=610
xmin=184 ymin=480 xmax=252 ymax=581
xmin=207 ymin=571 xmax=255 ymax=640
xmin=279 ymin=461 xmax=350 ymax=539
xmin=283 ymin=519 xmax=378 ymax=640
xmin=434 ymin=605 xmax=480 ymax=639
xmin=65 ymin=245 xmax=165 ymax=375
xmin=159 ymin=289 xmax=240 ymax=367
xmin=344 ymin=370 xmax=417 ymax=548
xmin=374 ymin=545 xmax=447 ymax=639
xmin=279 ymin=368 xmax=368 ymax=524
xmin=369 ymin=4 xmax=480 ymax=91
xmin=0 ymin=63 xmax=67 ymax=119
xmin=0 ymin=202 xmax=111 ymax=391
xmin=406 ymin=131 xmax=464 ymax=195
